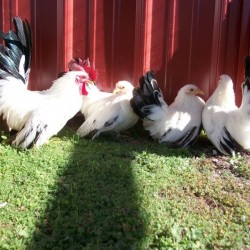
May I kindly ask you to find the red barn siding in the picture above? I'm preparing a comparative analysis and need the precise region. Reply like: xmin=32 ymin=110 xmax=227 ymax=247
xmin=0 ymin=0 xmax=249 ymax=104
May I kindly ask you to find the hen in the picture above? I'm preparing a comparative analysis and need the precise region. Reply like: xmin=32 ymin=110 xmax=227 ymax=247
xmin=130 ymin=71 xmax=205 ymax=147
xmin=0 ymin=17 xmax=98 ymax=148
xmin=202 ymin=57 xmax=250 ymax=155
xmin=76 ymin=80 xmax=139 ymax=139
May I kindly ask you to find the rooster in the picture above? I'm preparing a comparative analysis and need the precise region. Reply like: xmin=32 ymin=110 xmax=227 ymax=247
xmin=0 ymin=17 xmax=98 ymax=148
xmin=202 ymin=57 xmax=250 ymax=155
xmin=130 ymin=71 xmax=205 ymax=147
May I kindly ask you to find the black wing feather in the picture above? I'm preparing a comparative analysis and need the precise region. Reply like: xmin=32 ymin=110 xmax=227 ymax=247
xmin=219 ymin=127 xmax=244 ymax=155
xmin=161 ymin=126 xmax=200 ymax=148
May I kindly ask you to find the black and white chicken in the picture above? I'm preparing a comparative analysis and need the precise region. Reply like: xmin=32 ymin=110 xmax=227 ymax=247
xmin=0 ymin=17 xmax=98 ymax=148
xmin=202 ymin=56 xmax=250 ymax=155
xmin=130 ymin=71 xmax=205 ymax=147
xmin=76 ymin=80 xmax=139 ymax=139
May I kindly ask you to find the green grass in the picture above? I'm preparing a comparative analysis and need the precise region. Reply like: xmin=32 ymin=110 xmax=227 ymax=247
xmin=0 ymin=124 xmax=250 ymax=249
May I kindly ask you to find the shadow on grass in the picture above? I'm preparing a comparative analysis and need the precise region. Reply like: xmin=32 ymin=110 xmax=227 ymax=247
xmin=27 ymin=117 xmax=209 ymax=249
xmin=28 ymin=118 xmax=149 ymax=249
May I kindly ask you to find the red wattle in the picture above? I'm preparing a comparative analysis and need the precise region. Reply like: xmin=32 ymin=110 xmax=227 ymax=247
xmin=80 ymin=82 xmax=88 ymax=96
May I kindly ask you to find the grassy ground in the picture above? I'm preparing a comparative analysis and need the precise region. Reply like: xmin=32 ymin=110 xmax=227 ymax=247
xmin=0 ymin=118 xmax=249 ymax=249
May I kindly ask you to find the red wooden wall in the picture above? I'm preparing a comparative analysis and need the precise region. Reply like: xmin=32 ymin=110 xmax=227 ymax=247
xmin=0 ymin=0 xmax=250 ymax=104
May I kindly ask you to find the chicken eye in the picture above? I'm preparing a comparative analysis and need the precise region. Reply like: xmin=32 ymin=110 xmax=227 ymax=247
xmin=75 ymin=75 xmax=87 ymax=83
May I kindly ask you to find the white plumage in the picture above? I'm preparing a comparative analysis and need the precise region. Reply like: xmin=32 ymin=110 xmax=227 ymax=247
xmin=202 ymin=72 xmax=250 ymax=155
xmin=130 ymin=71 xmax=205 ymax=147
xmin=77 ymin=81 xmax=139 ymax=139
xmin=80 ymin=85 xmax=113 ymax=119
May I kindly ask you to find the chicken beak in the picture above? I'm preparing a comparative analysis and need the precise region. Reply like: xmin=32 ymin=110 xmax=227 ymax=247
xmin=87 ymin=80 xmax=95 ymax=85
xmin=194 ymin=89 xmax=204 ymax=96
xmin=113 ymin=88 xmax=121 ymax=94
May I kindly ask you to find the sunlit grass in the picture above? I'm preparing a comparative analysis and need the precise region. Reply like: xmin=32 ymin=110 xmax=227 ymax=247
xmin=0 ymin=125 xmax=249 ymax=249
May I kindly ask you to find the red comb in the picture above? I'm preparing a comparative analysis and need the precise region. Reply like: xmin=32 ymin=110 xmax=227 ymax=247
xmin=68 ymin=58 xmax=98 ymax=81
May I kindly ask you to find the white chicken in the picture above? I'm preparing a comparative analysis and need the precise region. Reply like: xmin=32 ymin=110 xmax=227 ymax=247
xmin=202 ymin=57 xmax=250 ymax=155
xmin=130 ymin=71 xmax=205 ymax=147
xmin=76 ymin=80 xmax=139 ymax=139
xmin=0 ymin=17 xmax=98 ymax=148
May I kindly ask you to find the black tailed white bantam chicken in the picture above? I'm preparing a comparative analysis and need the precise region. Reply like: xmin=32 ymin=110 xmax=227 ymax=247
xmin=0 ymin=17 xmax=98 ymax=148
xmin=202 ymin=56 xmax=250 ymax=155
xmin=130 ymin=71 xmax=205 ymax=147
xmin=76 ymin=80 xmax=139 ymax=139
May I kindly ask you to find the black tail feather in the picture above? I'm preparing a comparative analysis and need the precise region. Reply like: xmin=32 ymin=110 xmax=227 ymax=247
xmin=243 ymin=56 xmax=250 ymax=91
xmin=139 ymin=71 xmax=162 ymax=105
xmin=130 ymin=87 xmax=147 ymax=118
xmin=15 ymin=18 xmax=32 ymax=74
xmin=130 ymin=71 xmax=163 ymax=118
xmin=244 ymin=55 xmax=250 ymax=79
xmin=0 ymin=16 xmax=32 ymax=84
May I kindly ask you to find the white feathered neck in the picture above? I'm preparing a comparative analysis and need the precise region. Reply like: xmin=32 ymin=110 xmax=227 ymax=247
xmin=44 ymin=71 xmax=92 ymax=97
